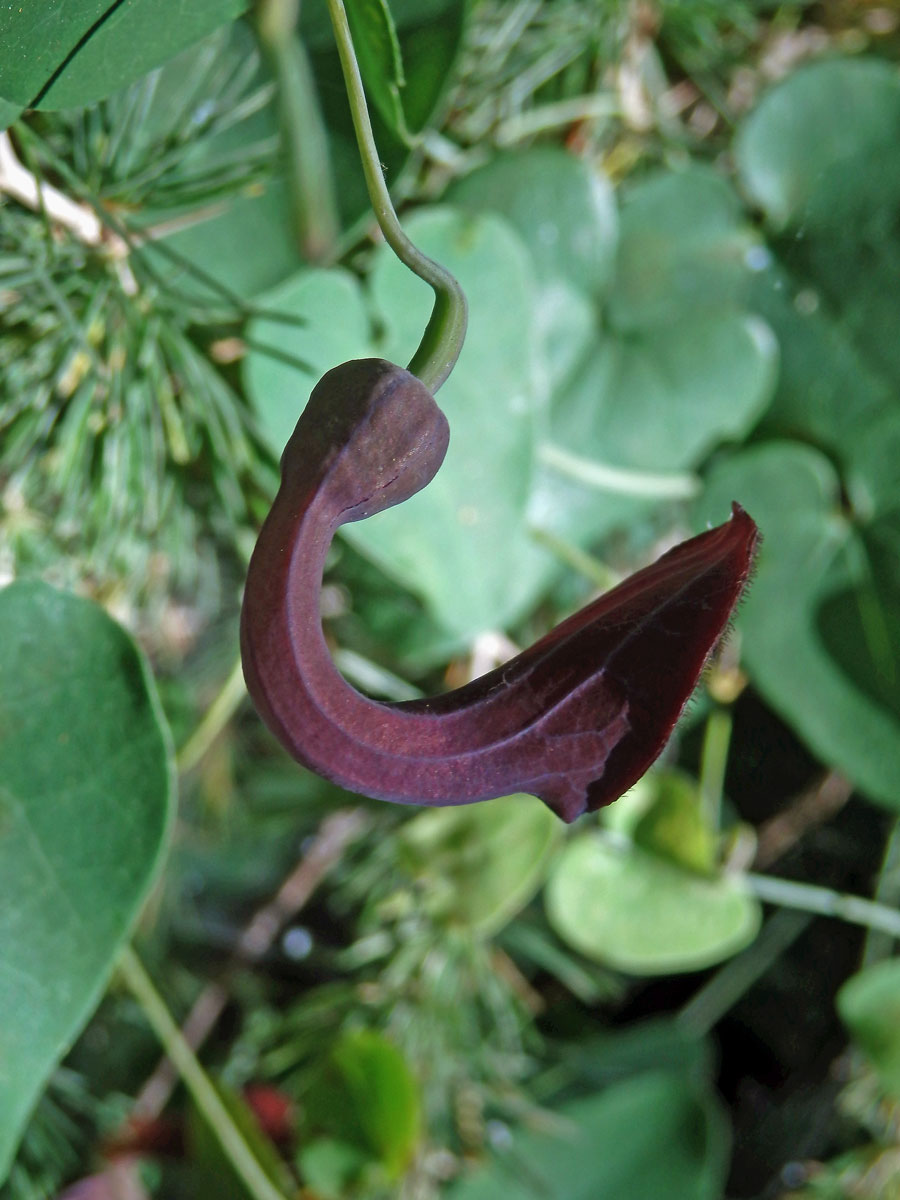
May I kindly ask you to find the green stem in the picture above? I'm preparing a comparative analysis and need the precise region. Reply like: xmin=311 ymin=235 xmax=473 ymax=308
xmin=698 ymin=707 xmax=731 ymax=830
xmin=325 ymin=0 xmax=467 ymax=392
xmin=256 ymin=0 xmax=341 ymax=262
xmin=861 ymin=817 xmax=900 ymax=968
xmin=678 ymin=909 xmax=811 ymax=1037
xmin=117 ymin=945 xmax=288 ymax=1200
xmin=539 ymin=443 xmax=700 ymax=499
xmin=177 ymin=657 xmax=247 ymax=775
xmin=747 ymin=873 xmax=900 ymax=939
xmin=529 ymin=525 xmax=619 ymax=591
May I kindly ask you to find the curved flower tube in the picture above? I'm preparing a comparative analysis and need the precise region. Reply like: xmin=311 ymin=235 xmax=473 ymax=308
xmin=241 ymin=359 xmax=758 ymax=823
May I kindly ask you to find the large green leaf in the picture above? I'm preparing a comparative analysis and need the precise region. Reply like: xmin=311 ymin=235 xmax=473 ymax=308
xmin=741 ymin=250 xmax=900 ymax=553
xmin=545 ymin=832 xmax=760 ymax=975
xmin=0 ymin=97 xmax=21 ymax=130
xmin=533 ymin=310 xmax=776 ymax=553
xmin=734 ymin=55 xmax=900 ymax=521
xmin=0 ymin=0 xmax=246 ymax=109
xmin=530 ymin=163 xmax=775 ymax=553
xmin=608 ymin=165 xmax=762 ymax=331
xmin=735 ymin=57 xmax=900 ymax=233
xmin=449 ymin=146 xmax=618 ymax=296
xmin=746 ymin=261 xmax=896 ymax=482
xmin=698 ymin=442 xmax=900 ymax=807
xmin=444 ymin=145 xmax=610 ymax=408
xmin=449 ymin=1070 xmax=729 ymax=1200
xmin=0 ymin=581 xmax=173 ymax=1178
xmin=552 ymin=314 xmax=776 ymax=472
xmin=153 ymin=178 xmax=306 ymax=303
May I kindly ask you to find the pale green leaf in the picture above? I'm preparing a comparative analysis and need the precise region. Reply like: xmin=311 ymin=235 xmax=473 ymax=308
xmin=545 ymin=833 xmax=760 ymax=975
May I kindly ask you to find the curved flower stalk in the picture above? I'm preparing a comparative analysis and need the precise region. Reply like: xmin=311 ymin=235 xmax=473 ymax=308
xmin=240 ymin=359 xmax=758 ymax=823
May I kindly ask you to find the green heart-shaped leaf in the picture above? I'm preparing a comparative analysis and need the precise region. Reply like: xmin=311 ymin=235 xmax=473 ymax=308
xmin=449 ymin=146 xmax=618 ymax=296
xmin=698 ymin=442 xmax=900 ymax=807
xmin=244 ymin=267 xmax=376 ymax=452
xmin=609 ymin=166 xmax=761 ymax=331
xmin=364 ymin=208 xmax=541 ymax=636
xmin=545 ymin=832 xmax=760 ymax=975
xmin=535 ymin=310 xmax=776 ymax=551
xmin=0 ymin=581 xmax=173 ymax=1176
xmin=735 ymin=57 xmax=900 ymax=233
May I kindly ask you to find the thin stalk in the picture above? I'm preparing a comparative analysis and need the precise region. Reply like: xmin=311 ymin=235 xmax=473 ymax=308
xmin=698 ymin=706 xmax=731 ymax=830
xmin=325 ymin=0 xmax=467 ymax=392
xmin=177 ymin=657 xmax=247 ymax=775
xmin=495 ymin=92 xmax=619 ymax=145
xmin=747 ymin=873 xmax=900 ymax=939
xmin=529 ymin=525 xmax=619 ymax=591
xmin=678 ymin=909 xmax=811 ymax=1037
xmin=133 ymin=807 xmax=368 ymax=1121
xmin=539 ymin=442 xmax=700 ymax=499
xmin=861 ymin=817 xmax=900 ymax=968
xmin=256 ymin=0 xmax=341 ymax=261
xmin=117 ymin=945 xmax=289 ymax=1200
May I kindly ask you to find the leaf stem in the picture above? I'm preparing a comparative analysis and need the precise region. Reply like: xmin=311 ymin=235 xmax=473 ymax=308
xmin=324 ymin=0 xmax=467 ymax=392
xmin=256 ymin=0 xmax=341 ymax=261
xmin=698 ymin=706 xmax=731 ymax=830
xmin=539 ymin=443 xmax=700 ymax=499
xmin=177 ymin=656 xmax=247 ymax=775
xmin=528 ymin=525 xmax=619 ymax=591
xmin=132 ymin=808 xmax=369 ymax=1121
xmin=678 ymin=909 xmax=811 ymax=1036
xmin=117 ymin=945 xmax=289 ymax=1200
xmin=746 ymin=873 xmax=900 ymax=939
xmin=861 ymin=817 xmax=900 ymax=968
